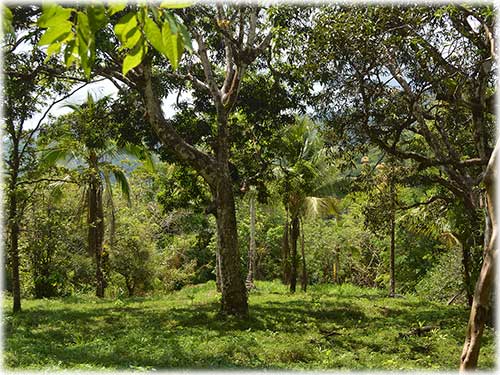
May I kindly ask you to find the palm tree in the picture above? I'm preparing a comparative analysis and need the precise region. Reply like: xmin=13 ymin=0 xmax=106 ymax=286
xmin=42 ymin=93 xmax=152 ymax=297
xmin=275 ymin=117 xmax=340 ymax=293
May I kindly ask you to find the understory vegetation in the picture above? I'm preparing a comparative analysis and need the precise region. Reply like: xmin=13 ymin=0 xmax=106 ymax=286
xmin=4 ymin=281 xmax=495 ymax=370
xmin=3 ymin=2 xmax=496 ymax=371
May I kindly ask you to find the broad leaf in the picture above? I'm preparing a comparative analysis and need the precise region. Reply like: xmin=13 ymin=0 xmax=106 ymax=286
xmin=177 ymin=21 xmax=192 ymax=52
xmin=46 ymin=41 xmax=62 ymax=58
xmin=114 ymin=12 xmax=138 ymax=44
xmin=38 ymin=4 xmax=73 ymax=28
xmin=77 ymin=12 xmax=93 ymax=77
xmin=122 ymin=39 xmax=147 ymax=76
xmin=64 ymin=39 xmax=78 ymax=67
xmin=161 ymin=21 xmax=182 ymax=70
xmin=2 ymin=6 xmax=13 ymax=35
xmin=122 ymin=26 xmax=142 ymax=50
xmin=144 ymin=16 xmax=166 ymax=55
xmin=38 ymin=21 xmax=73 ymax=46
xmin=88 ymin=5 xmax=108 ymax=32
xmin=108 ymin=3 xmax=126 ymax=16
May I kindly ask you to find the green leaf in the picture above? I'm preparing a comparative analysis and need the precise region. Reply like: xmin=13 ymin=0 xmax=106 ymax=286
xmin=114 ymin=12 xmax=138 ymax=44
xmin=122 ymin=38 xmax=147 ymax=76
xmin=122 ymin=26 xmax=142 ymax=50
xmin=38 ymin=4 xmax=73 ymax=28
xmin=88 ymin=4 xmax=108 ymax=32
xmin=161 ymin=20 xmax=182 ymax=70
xmin=2 ymin=6 xmax=13 ymax=35
xmin=44 ymin=41 xmax=68 ymax=62
xmin=123 ymin=143 xmax=156 ymax=173
xmin=112 ymin=168 xmax=131 ymax=206
xmin=76 ymin=11 xmax=93 ymax=78
xmin=108 ymin=3 xmax=126 ymax=16
xmin=177 ymin=21 xmax=192 ymax=52
xmin=144 ymin=16 xmax=167 ymax=55
xmin=160 ymin=0 xmax=193 ymax=9
xmin=164 ymin=12 xmax=178 ymax=34
xmin=64 ymin=39 xmax=78 ymax=67
xmin=38 ymin=21 xmax=73 ymax=46
xmin=42 ymin=148 xmax=70 ymax=166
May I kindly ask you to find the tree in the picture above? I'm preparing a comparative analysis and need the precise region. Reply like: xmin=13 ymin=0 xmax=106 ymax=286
xmin=275 ymin=117 xmax=339 ymax=292
xmin=304 ymin=5 xmax=495 ymax=367
xmin=41 ymin=94 xmax=149 ymax=297
xmin=2 ymin=5 xmax=95 ymax=312
xmin=109 ymin=205 xmax=157 ymax=297
xmin=361 ymin=158 xmax=404 ymax=296
xmin=37 ymin=2 xmax=283 ymax=316
xmin=460 ymin=93 xmax=498 ymax=369
xmin=307 ymin=5 xmax=495 ymax=306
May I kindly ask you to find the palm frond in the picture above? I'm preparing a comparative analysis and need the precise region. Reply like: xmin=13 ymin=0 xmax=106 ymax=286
xmin=121 ymin=142 xmax=156 ymax=172
xmin=102 ymin=169 xmax=117 ymax=247
xmin=62 ymin=103 xmax=83 ymax=112
xmin=102 ymin=169 xmax=114 ymax=202
xmin=303 ymin=196 xmax=341 ymax=219
xmin=41 ymin=148 xmax=72 ymax=167
xmin=111 ymin=168 xmax=131 ymax=207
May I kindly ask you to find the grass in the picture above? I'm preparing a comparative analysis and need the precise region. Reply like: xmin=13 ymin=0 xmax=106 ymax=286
xmin=3 ymin=280 xmax=496 ymax=370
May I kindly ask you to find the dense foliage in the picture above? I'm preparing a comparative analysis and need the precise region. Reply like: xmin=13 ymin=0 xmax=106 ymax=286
xmin=2 ymin=2 xmax=496 ymax=371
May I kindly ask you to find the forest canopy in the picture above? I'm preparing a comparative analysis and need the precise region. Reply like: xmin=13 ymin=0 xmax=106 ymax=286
xmin=2 ymin=2 xmax=497 ymax=371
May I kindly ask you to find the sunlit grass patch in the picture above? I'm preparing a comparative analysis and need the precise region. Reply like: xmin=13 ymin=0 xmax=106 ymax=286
xmin=3 ymin=280 xmax=495 ymax=370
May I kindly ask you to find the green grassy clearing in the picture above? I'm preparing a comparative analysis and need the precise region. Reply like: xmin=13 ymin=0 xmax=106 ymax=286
xmin=3 ymin=281 xmax=495 ymax=370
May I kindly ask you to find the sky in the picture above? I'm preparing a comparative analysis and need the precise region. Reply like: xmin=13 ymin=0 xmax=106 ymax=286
xmin=24 ymin=79 xmax=186 ymax=130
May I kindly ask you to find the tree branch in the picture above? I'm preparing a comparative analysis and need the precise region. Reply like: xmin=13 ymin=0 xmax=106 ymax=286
xmin=192 ymin=29 xmax=221 ymax=103
xmin=16 ymin=177 xmax=79 ymax=186
xmin=397 ymin=195 xmax=451 ymax=210
xmin=20 ymin=79 xmax=104 ymax=159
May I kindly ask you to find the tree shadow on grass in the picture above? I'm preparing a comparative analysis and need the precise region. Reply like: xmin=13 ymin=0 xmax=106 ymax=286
xmin=3 ymin=294 xmax=481 ymax=370
xmin=5 ymin=299 xmax=370 ymax=369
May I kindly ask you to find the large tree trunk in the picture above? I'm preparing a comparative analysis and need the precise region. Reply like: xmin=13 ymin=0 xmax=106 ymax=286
xmin=215 ymin=248 xmax=222 ymax=292
xmin=246 ymin=187 xmax=257 ymax=290
xmin=300 ymin=218 xmax=307 ymax=292
xmin=289 ymin=215 xmax=300 ymax=293
xmin=214 ymin=170 xmax=248 ymax=316
xmin=140 ymin=61 xmax=248 ymax=315
xmin=460 ymin=141 xmax=497 ymax=370
xmin=88 ymin=170 xmax=105 ymax=299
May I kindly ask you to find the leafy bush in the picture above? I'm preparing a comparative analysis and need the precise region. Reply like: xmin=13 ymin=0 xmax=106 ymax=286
xmin=415 ymin=247 xmax=465 ymax=304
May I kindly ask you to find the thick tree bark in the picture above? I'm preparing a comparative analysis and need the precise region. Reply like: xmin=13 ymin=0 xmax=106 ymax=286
xmin=246 ymin=188 xmax=257 ymax=290
xmin=460 ymin=141 xmax=498 ymax=370
xmin=215 ymin=248 xmax=222 ymax=292
xmin=214 ymin=170 xmax=248 ymax=316
xmin=300 ymin=218 xmax=307 ymax=292
xmin=289 ymin=215 xmax=300 ymax=293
